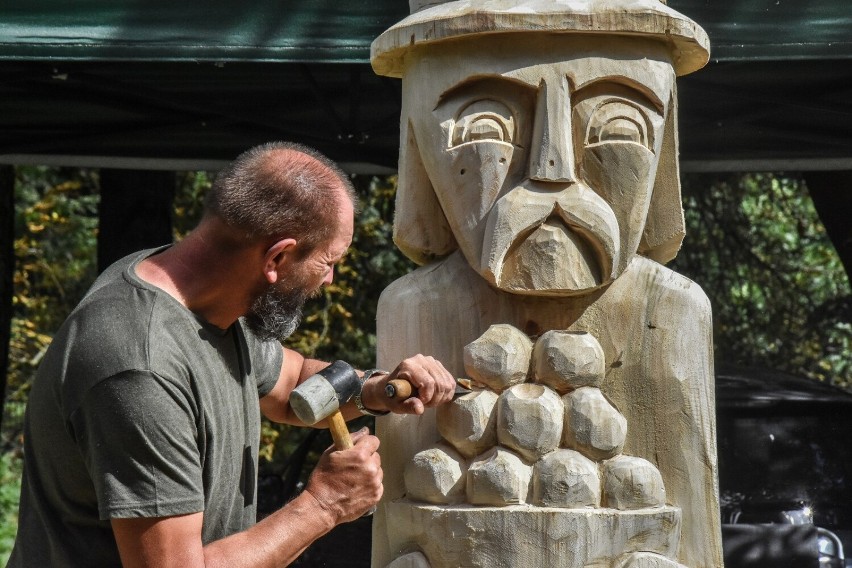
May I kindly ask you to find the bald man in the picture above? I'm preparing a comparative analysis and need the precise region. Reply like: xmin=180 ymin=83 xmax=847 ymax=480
xmin=9 ymin=142 xmax=456 ymax=568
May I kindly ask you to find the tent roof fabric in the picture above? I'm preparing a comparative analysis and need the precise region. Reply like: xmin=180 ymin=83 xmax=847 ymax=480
xmin=0 ymin=0 xmax=850 ymax=171
xmin=0 ymin=1 xmax=408 ymax=63
xmin=2 ymin=0 xmax=850 ymax=64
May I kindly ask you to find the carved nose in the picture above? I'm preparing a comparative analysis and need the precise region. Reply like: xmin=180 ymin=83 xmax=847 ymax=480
xmin=529 ymin=76 xmax=577 ymax=184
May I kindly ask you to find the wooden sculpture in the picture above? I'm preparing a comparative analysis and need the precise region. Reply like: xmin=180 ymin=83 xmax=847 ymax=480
xmin=370 ymin=1 xmax=720 ymax=566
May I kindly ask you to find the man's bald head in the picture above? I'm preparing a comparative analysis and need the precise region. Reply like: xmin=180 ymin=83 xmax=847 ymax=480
xmin=204 ymin=141 xmax=357 ymax=255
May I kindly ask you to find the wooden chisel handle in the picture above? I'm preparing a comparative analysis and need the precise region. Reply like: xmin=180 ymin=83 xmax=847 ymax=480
xmin=385 ymin=377 xmax=474 ymax=400
xmin=385 ymin=378 xmax=413 ymax=400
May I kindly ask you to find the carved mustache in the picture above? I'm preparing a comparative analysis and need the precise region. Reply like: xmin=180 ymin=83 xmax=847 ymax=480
xmin=481 ymin=183 xmax=621 ymax=282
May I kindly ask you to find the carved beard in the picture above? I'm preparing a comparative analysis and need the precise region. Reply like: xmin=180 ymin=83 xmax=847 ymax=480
xmin=245 ymin=280 xmax=316 ymax=342
xmin=480 ymin=183 xmax=621 ymax=297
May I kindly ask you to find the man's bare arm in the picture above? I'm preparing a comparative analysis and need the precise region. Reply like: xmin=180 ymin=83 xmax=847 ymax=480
xmin=112 ymin=430 xmax=382 ymax=568
xmin=259 ymin=346 xmax=456 ymax=425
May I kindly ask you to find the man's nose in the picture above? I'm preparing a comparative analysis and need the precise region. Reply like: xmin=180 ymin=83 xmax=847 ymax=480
xmin=528 ymin=76 xmax=577 ymax=184
xmin=323 ymin=267 xmax=334 ymax=286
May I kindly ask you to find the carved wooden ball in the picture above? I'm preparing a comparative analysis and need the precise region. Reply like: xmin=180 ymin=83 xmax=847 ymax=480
xmin=614 ymin=552 xmax=687 ymax=568
xmin=497 ymin=383 xmax=564 ymax=462
xmin=404 ymin=444 xmax=467 ymax=505
xmin=532 ymin=449 xmax=601 ymax=508
xmin=386 ymin=552 xmax=432 ymax=568
xmin=603 ymin=455 xmax=666 ymax=510
xmin=532 ymin=330 xmax=605 ymax=393
xmin=562 ymin=386 xmax=627 ymax=460
xmin=466 ymin=447 xmax=532 ymax=506
xmin=437 ymin=389 xmax=498 ymax=459
xmin=463 ymin=323 xmax=533 ymax=392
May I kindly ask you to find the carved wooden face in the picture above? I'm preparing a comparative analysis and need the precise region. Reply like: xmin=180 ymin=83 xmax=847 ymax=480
xmin=404 ymin=35 xmax=675 ymax=296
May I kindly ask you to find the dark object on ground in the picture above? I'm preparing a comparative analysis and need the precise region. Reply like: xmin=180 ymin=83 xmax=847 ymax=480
xmin=717 ymin=367 xmax=852 ymax=568
xmin=291 ymin=515 xmax=372 ymax=568
xmin=257 ymin=471 xmax=372 ymax=567
xmin=721 ymin=524 xmax=818 ymax=568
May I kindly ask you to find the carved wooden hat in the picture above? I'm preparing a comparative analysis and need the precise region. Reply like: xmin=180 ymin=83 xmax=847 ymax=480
xmin=373 ymin=0 xmax=709 ymax=266
xmin=372 ymin=0 xmax=710 ymax=78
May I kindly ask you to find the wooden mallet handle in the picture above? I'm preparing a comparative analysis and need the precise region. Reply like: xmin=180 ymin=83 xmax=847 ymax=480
xmin=327 ymin=407 xmax=373 ymax=516
xmin=327 ymin=409 xmax=353 ymax=450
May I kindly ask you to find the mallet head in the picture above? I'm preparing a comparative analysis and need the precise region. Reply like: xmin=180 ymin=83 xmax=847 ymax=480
xmin=291 ymin=360 xmax=361 ymax=425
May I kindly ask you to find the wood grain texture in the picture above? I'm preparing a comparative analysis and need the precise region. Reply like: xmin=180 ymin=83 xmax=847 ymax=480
xmin=371 ymin=4 xmax=719 ymax=566
xmin=374 ymin=255 xmax=721 ymax=567
xmin=386 ymin=501 xmax=683 ymax=568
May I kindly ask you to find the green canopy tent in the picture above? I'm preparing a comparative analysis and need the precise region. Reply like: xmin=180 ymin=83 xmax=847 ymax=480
xmin=1 ymin=0 xmax=851 ymax=420
xmin=0 ymin=0 xmax=851 ymax=171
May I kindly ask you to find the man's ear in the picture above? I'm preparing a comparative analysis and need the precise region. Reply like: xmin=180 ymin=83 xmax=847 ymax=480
xmin=262 ymin=238 xmax=298 ymax=284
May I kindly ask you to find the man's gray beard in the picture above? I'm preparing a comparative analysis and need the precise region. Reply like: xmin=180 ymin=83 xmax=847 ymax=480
xmin=244 ymin=284 xmax=309 ymax=342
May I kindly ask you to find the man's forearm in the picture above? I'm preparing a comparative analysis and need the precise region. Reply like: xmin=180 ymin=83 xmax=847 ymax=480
xmin=262 ymin=350 xmax=455 ymax=425
xmin=112 ymin=493 xmax=338 ymax=568
xmin=203 ymin=491 xmax=336 ymax=568
xmin=262 ymin=349 xmax=389 ymax=425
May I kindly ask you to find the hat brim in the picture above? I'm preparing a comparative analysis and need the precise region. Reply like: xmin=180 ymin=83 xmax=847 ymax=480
xmin=371 ymin=0 xmax=710 ymax=78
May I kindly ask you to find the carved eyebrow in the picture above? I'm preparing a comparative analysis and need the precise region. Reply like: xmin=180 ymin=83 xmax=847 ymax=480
xmin=573 ymin=76 xmax=664 ymax=112
xmin=436 ymin=75 xmax=536 ymax=108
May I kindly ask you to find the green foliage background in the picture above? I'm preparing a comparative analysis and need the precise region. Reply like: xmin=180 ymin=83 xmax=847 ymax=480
xmin=1 ymin=168 xmax=850 ymax=562
xmin=671 ymin=172 xmax=850 ymax=387
xmin=5 ymin=167 xmax=100 ymax=449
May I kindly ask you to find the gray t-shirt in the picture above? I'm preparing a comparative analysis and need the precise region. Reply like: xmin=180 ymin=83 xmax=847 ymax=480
xmin=9 ymin=248 xmax=283 ymax=567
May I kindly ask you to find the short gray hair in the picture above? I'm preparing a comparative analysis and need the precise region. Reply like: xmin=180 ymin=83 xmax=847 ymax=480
xmin=204 ymin=141 xmax=357 ymax=254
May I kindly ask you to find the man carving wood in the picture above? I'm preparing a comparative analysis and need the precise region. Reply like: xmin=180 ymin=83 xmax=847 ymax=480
xmin=9 ymin=142 xmax=457 ymax=567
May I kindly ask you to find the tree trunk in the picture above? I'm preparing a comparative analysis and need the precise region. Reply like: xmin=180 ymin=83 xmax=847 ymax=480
xmin=0 ymin=166 xmax=14 ymax=434
xmin=98 ymin=169 xmax=176 ymax=273
xmin=803 ymin=171 xmax=852 ymax=282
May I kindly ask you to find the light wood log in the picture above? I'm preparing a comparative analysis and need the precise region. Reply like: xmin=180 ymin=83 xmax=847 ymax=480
xmin=374 ymin=255 xmax=720 ymax=568
xmin=372 ymin=4 xmax=719 ymax=566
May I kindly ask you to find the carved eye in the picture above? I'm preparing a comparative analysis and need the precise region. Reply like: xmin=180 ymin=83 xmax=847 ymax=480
xmin=452 ymin=99 xmax=515 ymax=146
xmin=586 ymin=100 xmax=650 ymax=148
xmin=464 ymin=117 xmax=506 ymax=142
